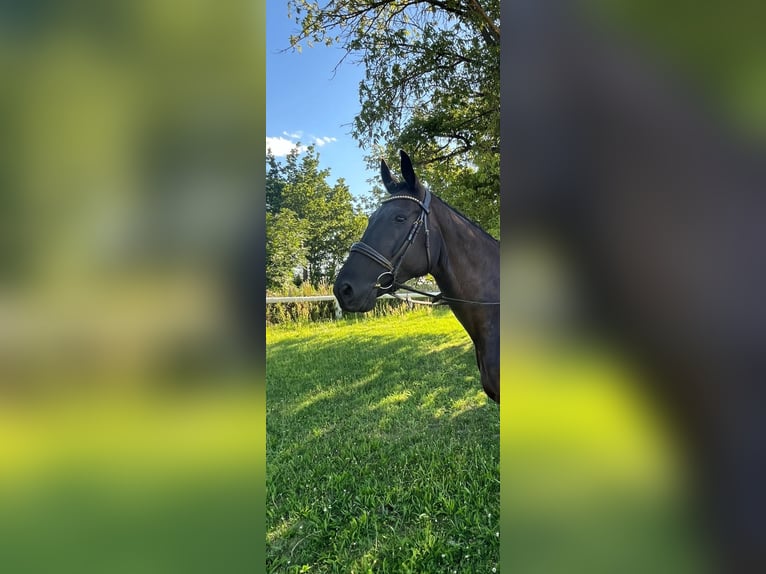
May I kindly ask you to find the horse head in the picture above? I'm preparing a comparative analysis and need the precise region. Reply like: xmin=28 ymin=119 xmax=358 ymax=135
xmin=334 ymin=150 xmax=436 ymax=312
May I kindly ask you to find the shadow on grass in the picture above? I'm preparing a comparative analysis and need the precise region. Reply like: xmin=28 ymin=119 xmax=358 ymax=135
xmin=266 ymin=312 xmax=500 ymax=573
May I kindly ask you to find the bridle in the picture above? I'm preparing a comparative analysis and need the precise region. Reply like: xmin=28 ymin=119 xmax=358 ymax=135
xmin=349 ymin=189 xmax=433 ymax=293
xmin=349 ymin=189 xmax=499 ymax=306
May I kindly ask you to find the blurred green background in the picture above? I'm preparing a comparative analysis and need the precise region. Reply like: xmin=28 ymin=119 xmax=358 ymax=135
xmin=499 ymin=244 xmax=713 ymax=573
xmin=500 ymin=2 xmax=765 ymax=571
xmin=0 ymin=0 xmax=265 ymax=571
xmin=2 ymin=0 xmax=764 ymax=571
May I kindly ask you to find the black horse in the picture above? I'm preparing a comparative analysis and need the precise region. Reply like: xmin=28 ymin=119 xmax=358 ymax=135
xmin=333 ymin=151 xmax=500 ymax=402
xmin=503 ymin=1 xmax=766 ymax=571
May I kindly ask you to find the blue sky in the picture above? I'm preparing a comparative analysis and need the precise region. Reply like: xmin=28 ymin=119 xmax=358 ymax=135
xmin=266 ymin=1 xmax=376 ymax=198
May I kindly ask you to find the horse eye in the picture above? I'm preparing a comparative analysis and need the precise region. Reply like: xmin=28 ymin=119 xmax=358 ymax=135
xmin=394 ymin=215 xmax=406 ymax=223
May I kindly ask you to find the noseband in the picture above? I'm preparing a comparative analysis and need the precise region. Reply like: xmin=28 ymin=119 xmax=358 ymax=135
xmin=349 ymin=189 xmax=432 ymax=292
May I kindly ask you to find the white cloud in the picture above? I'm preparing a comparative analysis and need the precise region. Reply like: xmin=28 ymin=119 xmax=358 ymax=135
xmin=266 ymin=136 xmax=305 ymax=157
xmin=267 ymin=134 xmax=337 ymax=156
xmin=314 ymin=136 xmax=338 ymax=146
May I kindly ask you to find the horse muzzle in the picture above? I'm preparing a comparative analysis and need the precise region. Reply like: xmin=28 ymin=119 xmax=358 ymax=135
xmin=333 ymin=280 xmax=378 ymax=313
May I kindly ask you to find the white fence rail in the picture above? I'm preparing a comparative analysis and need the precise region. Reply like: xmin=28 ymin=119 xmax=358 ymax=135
xmin=266 ymin=293 xmax=437 ymax=319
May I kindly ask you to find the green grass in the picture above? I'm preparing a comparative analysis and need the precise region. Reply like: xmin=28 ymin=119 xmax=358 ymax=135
xmin=266 ymin=309 xmax=500 ymax=573
xmin=0 ymin=391 xmax=263 ymax=573
xmin=503 ymin=340 xmax=711 ymax=573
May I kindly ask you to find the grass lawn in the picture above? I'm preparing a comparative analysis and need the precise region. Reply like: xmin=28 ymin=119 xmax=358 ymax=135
xmin=266 ymin=309 xmax=500 ymax=573
xmin=0 ymin=389 xmax=263 ymax=573
xmin=503 ymin=340 xmax=711 ymax=573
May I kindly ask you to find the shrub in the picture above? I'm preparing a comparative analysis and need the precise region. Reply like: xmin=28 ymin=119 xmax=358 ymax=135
xmin=265 ymin=282 xmax=434 ymax=325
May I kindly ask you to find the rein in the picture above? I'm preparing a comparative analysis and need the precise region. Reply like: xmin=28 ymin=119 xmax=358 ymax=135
xmin=349 ymin=190 xmax=499 ymax=307
xmin=392 ymin=282 xmax=500 ymax=306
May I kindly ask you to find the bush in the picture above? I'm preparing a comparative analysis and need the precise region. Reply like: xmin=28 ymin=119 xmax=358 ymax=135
xmin=265 ymin=282 xmax=433 ymax=325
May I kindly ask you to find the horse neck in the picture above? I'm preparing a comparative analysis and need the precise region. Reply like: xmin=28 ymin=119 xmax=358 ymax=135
xmin=429 ymin=198 xmax=499 ymax=323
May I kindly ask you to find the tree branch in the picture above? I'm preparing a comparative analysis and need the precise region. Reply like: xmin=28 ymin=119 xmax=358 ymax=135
xmin=466 ymin=0 xmax=500 ymax=44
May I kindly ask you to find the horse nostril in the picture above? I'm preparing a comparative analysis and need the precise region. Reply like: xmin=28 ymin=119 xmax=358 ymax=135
xmin=340 ymin=282 xmax=353 ymax=299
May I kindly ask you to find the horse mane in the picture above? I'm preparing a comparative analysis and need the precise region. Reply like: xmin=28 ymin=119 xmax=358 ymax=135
xmin=431 ymin=193 xmax=499 ymax=244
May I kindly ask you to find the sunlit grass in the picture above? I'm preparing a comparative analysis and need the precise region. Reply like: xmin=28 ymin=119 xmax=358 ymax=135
xmin=0 ymin=386 xmax=263 ymax=573
xmin=503 ymin=337 xmax=710 ymax=573
xmin=0 ymin=389 xmax=262 ymax=484
xmin=267 ymin=309 xmax=500 ymax=573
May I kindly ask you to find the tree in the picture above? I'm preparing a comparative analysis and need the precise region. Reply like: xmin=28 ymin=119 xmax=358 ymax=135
xmin=266 ymin=150 xmax=286 ymax=214
xmin=266 ymin=209 xmax=307 ymax=290
xmin=266 ymin=145 xmax=366 ymax=288
xmin=286 ymin=0 xmax=500 ymax=235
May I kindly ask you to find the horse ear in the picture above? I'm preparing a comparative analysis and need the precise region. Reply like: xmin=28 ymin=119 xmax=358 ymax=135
xmin=399 ymin=150 xmax=419 ymax=191
xmin=380 ymin=158 xmax=398 ymax=193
